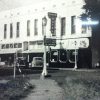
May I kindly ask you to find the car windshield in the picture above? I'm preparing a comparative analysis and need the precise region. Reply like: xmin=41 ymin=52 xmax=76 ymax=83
xmin=35 ymin=58 xmax=42 ymax=60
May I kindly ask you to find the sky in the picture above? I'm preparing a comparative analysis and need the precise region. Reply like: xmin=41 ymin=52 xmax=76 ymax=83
xmin=0 ymin=0 xmax=48 ymax=11
xmin=0 ymin=0 xmax=83 ymax=11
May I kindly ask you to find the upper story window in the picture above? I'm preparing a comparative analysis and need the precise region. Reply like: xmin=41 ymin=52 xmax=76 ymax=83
xmin=81 ymin=25 xmax=87 ymax=33
xmin=34 ymin=19 xmax=38 ymax=35
xmin=61 ymin=17 xmax=66 ymax=36
xmin=81 ymin=25 xmax=91 ymax=34
xmin=27 ymin=20 xmax=30 ymax=36
xmin=71 ymin=16 xmax=76 ymax=34
xmin=4 ymin=24 xmax=7 ymax=39
xmin=10 ymin=23 xmax=13 ymax=38
xmin=16 ymin=22 xmax=20 ymax=37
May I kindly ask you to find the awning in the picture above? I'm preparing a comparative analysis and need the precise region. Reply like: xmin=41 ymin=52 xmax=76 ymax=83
xmin=22 ymin=49 xmax=44 ymax=53
xmin=0 ymin=49 xmax=44 ymax=54
xmin=0 ymin=49 xmax=22 ymax=54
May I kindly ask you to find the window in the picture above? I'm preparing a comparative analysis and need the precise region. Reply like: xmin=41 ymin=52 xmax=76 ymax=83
xmin=16 ymin=22 xmax=20 ymax=37
xmin=71 ymin=16 xmax=76 ymax=34
xmin=42 ymin=18 xmax=44 ymax=35
xmin=34 ymin=19 xmax=38 ymax=35
xmin=27 ymin=20 xmax=30 ymax=36
xmin=81 ymin=25 xmax=87 ymax=33
xmin=59 ymin=50 xmax=67 ymax=62
xmin=81 ymin=25 xmax=91 ymax=34
xmin=10 ymin=23 xmax=13 ymax=38
xmin=61 ymin=17 xmax=66 ymax=36
xmin=4 ymin=24 xmax=7 ymax=39
xmin=50 ymin=50 xmax=58 ymax=62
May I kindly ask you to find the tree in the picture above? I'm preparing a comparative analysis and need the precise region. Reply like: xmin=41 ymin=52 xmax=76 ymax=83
xmin=82 ymin=0 xmax=100 ymax=67
xmin=82 ymin=0 xmax=100 ymax=36
xmin=82 ymin=0 xmax=100 ymax=20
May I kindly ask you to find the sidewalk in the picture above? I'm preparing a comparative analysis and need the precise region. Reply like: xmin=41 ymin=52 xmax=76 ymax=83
xmin=21 ymin=78 xmax=65 ymax=100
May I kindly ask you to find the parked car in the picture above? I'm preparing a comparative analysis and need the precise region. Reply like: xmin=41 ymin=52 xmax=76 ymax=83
xmin=31 ymin=57 xmax=43 ymax=67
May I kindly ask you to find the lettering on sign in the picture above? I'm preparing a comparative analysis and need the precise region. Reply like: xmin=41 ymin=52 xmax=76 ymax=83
xmin=80 ymin=40 xmax=87 ymax=48
xmin=48 ymin=12 xmax=57 ymax=36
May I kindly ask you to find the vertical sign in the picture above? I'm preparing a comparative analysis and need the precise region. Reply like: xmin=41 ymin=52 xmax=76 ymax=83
xmin=48 ymin=12 xmax=57 ymax=36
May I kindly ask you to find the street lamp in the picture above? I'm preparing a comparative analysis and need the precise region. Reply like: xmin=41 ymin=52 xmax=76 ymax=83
xmin=41 ymin=16 xmax=48 ymax=77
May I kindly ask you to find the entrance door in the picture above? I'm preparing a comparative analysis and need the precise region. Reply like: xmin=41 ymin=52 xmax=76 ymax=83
xmin=59 ymin=50 xmax=67 ymax=63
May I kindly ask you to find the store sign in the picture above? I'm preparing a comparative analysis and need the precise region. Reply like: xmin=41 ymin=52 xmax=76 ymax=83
xmin=48 ymin=12 xmax=57 ymax=36
xmin=44 ymin=37 xmax=56 ymax=46
xmin=79 ymin=38 xmax=89 ymax=48
xmin=64 ymin=38 xmax=89 ymax=49
xmin=48 ymin=12 xmax=57 ymax=18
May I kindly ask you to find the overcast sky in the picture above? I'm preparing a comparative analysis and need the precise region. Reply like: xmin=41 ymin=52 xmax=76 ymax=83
xmin=0 ymin=0 xmax=48 ymax=11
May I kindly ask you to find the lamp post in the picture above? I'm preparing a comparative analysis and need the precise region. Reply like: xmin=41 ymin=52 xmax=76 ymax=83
xmin=13 ymin=53 xmax=16 ymax=79
xmin=73 ymin=41 xmax=77 ymax=70
xmin=41 ymin=17 xmax=47 ymax=77
xmin=13 ymin=50 xmax=17 ymax=79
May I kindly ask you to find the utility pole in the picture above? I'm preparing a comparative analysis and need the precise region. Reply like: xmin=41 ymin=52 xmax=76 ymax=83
xmin=73 ymin=41 xmax=78 ymax=70
xmin=41 ymin=17 xmax=48 ymax=77
xmin=13 ymin=55 xmax=16 ymax=79
xmin=13 ymin=51 xmax=17 ymax=79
